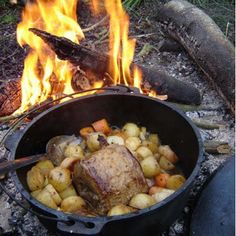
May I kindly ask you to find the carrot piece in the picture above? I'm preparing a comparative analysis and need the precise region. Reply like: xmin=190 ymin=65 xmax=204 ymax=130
xmin=80 ymin=127 xmax=94 ymax=138
xmin=155 ymin=173 xmax=170 ymax=188
xmin=91 ymin=119 xmax=111 ymax=135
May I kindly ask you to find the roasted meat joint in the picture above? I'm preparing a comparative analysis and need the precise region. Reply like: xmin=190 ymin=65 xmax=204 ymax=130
xmin=0 ymin=0 xmax=234 ymax=235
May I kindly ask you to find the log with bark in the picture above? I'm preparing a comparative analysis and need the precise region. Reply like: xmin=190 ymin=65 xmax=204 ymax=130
xmin=30 ymin=28 xmax=201 ymax=105
xmin=0 ymin=80 xmax=21 ymax=117
xmin=156 ymin=0 xmax=235 ymax=113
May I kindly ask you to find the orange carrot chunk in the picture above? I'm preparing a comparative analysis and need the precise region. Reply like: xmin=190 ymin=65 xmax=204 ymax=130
xmin=92 ymin=119 xmax=111 ymax=135
xmin=79 ymin=127 xmax=94 ymax=138
xmin=155 ymin=173 xmax=170 ymax=188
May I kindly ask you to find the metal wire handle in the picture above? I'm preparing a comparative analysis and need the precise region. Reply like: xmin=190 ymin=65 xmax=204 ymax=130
xmin=0 ymin=84 xmax=136 ymax=224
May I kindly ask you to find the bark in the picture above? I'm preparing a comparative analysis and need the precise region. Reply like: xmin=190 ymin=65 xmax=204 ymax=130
xmin=156 ymin=0 xmax=235 ymax=112
xmin=30 ymin=28 xmax=201 ymax=105
xmin=0 ymin=80 xmax=21 ymax=117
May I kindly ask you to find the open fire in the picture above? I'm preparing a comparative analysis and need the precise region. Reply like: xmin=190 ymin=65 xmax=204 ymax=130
xmin=15 ymin=0 xmax=153 ymax=115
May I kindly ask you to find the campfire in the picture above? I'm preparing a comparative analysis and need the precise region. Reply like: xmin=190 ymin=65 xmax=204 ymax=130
xmin=15 ymin=0 xmax=149 ymax=114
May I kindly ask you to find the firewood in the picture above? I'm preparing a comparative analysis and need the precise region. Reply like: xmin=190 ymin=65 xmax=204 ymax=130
xmin=30 ymin=28 xmax=201 ymax=105
xmin=156 ymin=0 xmax=235 ymax=113
xmin=0 ymin=80 xmax=21 ymax=117
xmin=204 ymin=141 xmax=231 ymax=154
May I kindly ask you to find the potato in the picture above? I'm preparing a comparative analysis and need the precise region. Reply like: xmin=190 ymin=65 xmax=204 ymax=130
xmin=148 ymin=134 xmax=160 ymax=146
xmin=60 ymin=157 xmax=81 ymax=171
xmin=154 ymin=152 xmax=161 ymax=161
xmin=136 ymin=146 xmax=153 ymax=161
xmin=139 ymin=127 xmax=147 ymax=141
xmin=61 ymin=196 xmax=86 ymax=213
xmin=107 ymin=135 xmax=125 ymax=146
xmin=158 ymin=145 xmax=178 ymax=163
xmin=46 ymin=135 xmax=78 ymax=166
xmin=36 ymin=159 xmax=54 ymax=176
xmin=107 ymin=204 xmax=135 ymax=216
xmin=27 ymin=166 xmax=45 ymax=191
xmin=152 ymin=188 xmax=175 ymax=203
xmin=31 ymin=189 xmax=42 ymax=198
xmin=122 ymin=123 xmax=140 ymax=137
xmin=48 ymin=167 xmax=72 ymax=192
xmin=43 ymin=177 xmax=49 ymax=187
xmin=159 ymin=156 xmax=175 ymax=171
xmin=166 ymin=175 xmax=186 ymax=190
xmin=59 ymin=185 xmax=77 ymax=200
xmin=36 ymin=188 xmax=57 ymax=209
xmin=125 ymin=137 xmax=141 ymax=151
xmin=44 ymin=184 xmax=62 ymax=205
xmin=129 ymin=193 xmax=156 ymax=209
xmin=142 ymin=140 xmax=159 ymax=154
xmin=140 ymin=156 xmax=161 ymax=178
xmin=64 ymin=143 xmax=84 ymax=160
xmin=86 ymin=132 xmax=106 ymax=152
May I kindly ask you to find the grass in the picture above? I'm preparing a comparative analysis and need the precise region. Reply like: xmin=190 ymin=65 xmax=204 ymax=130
xmin=123 ymin=0 xmax=143 ymax=11
xmin=0 ymin=0 xmax=20 ymax=25
xmin=189 ymin=0 xmax=235 ymax=37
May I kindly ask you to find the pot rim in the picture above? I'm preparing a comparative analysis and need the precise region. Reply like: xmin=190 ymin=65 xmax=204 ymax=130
xmin=10 ymin=92 xmax=204 ymax=224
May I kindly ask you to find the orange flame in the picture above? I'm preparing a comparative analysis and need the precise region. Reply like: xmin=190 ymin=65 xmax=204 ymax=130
xmin=16 ymin=0 xmax=84 ymax=114
xmin=91 ymin=0 xmax=142 ymax=88
xmin=15 ymin=0 xmax=159 ymax=114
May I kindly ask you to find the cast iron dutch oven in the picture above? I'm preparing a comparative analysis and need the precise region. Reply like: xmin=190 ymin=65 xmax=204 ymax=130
xmin=8 ymin=89 xmax=203 ymax=236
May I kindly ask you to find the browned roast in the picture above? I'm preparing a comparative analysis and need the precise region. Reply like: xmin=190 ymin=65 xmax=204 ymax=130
xmin=73 ymin=144 xmax=148 ymax=214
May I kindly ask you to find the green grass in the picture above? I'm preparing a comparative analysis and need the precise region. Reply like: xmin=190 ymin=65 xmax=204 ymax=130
xmin=123 ymin=0 xmax=143 ymax=11
xmin=189 ymin=0 xmax=235 ymax=37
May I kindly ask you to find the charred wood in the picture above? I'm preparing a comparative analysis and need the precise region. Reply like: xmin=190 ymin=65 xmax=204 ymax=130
xmin=0 ymin=80 xmax=21 ymax=117
xmin=30 ymin=28 xmax=201 ymax=105
xmin=156 ymin=0 xmax=235 ymax=112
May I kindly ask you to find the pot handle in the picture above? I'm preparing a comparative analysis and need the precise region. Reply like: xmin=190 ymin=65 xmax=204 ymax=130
xmin=57 ymin=217 xmax=106 ymax=236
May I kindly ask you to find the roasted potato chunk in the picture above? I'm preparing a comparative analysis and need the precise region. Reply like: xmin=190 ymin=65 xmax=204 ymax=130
xmin=86 ymin=132 xmax=106 ymax=152
xmin=136 ymin=146 xmax=153 ymax=161
xmin=166 ymin=175 xmax=186 ymax=190
xmin=129 ymin=193 xmax=156 ymax=209
xmin=59 ymin=185 xmax=77 ymax=200
xmin=107 ymin=135 xmax=125 ymax=146
xmin=27 ymin=166 xmax=45 ymax=191
xmin=140 ymin=156 xmax=161 ymax=178
xmin=36 ymin=159 xmax=54 ymax=177
xmin=107 ymin=204 xmax=135 ymax=216
xmin=125 ymin=137 xmax=141 ymax=151
xmin=61 ymin=196 xmax=86 ymax=213
xmin=44 ymin=184 xmax=62 ymax=205
xmin=148 ymin=134 xmax=160 ymax=146
xmin=151 ymin=188 xmax=175 ymax=203
xmin=48 ymin=167 xmax=72 ymax=192
xmin=122 ymin=123 xmax=140 ymax=137
xmin=142 ymin=140 xmax=159 ymax=154
xmin=159 ymin=156 xmax=175 ymax=171
xmin=64 ymin=143 xmax=84 ymax=160
xmin=158 ymin=145 xmax=178 ymax=163
xmin=35 ymin=188 xmax=57 ymax=209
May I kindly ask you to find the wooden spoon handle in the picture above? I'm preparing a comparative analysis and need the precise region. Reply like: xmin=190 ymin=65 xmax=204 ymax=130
xmin=0 ymin=154 xmax=45 ymax=176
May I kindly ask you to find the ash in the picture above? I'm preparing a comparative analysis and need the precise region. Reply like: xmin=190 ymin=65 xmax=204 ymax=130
xmin=0 ymin=1 xmax=234 ymax=235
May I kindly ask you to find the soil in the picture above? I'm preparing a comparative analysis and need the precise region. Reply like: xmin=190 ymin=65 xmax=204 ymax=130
xmin=0 ymin=0 xmax=235 ymax=235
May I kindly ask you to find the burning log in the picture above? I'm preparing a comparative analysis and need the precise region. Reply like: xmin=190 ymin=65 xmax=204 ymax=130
xmin=30 ymin=28 xmax=201 ymax=105
xmin=0 ymin=80 xmax=21 ymax=117
xmin=156 ymin=0 xmax=235 ymax=112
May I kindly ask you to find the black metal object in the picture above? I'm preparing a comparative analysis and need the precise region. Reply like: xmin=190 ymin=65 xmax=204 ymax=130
xmin=5 ymin=89 xmax=203 ymax=236
xmin=190 ymin=157 xmax=235 ymax=236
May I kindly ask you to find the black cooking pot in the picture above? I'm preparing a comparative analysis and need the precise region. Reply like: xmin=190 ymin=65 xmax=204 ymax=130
xmin=8 ymin=90 xmax=203 ymax=236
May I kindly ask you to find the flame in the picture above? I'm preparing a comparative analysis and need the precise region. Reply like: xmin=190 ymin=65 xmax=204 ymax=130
xmin=91 ymin=0 xmax=142 ymax=89
xmin=16 ymin=0 xmax=84 ymax=114
xmin=15 ymin=0 xmax=161 ymax=115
